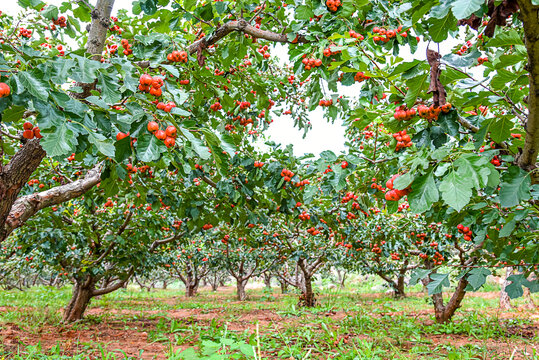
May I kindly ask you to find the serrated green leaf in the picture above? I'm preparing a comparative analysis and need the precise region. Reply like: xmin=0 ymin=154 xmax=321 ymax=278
xmin=499 ymin=166 xmax=531 ymax=207
xmin=427 ymin=273 xmax=450 ymax=295
xmin=408 ymin=171 xmax=439 ymax=213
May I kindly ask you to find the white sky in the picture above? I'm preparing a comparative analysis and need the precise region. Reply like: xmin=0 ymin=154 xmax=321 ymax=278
xmin=3 ymin=1 xmax=470 ymax=157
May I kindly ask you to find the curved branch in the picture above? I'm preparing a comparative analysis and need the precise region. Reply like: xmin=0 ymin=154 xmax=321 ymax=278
xmin=4 ymin=163 xmax=103 ymax=239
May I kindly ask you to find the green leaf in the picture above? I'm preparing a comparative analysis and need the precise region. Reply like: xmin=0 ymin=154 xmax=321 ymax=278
xmin=295 ymin=5 xmax=314 ymax=20
xmin=41 ymin=5 xmax=59 ymax=20
xmin=439 ymin=170 xmax=472 ymax=212
xmin=40 ymin=124 xmax=77 ymax=157
xmin=450 ymin=0 xmax=483 ymax=20
xmin=486 ymin=29 xmax=524 ymax=47
xmin=136 ymin=133 xmax=164 ymax=162
xmin=408 ymin=171 xmax=439 ymax=213
xmin=88 ymin=132 xmax=115 ymax=157
xmin=408 ymin=269 xmax=430 ymax=286
xmin=428 ymin=12 xmax=457 ymax=42
xmin=181 ymin=128 xmax=211 ymax=160
xmin=14 ymin=72 xmax=49 ymax=101
xmin=98 ymin=73 xmax=122 ymax=104
xmin=489 ymin=116 xmax=513 ymax=143
xmin=427 ymin=273 xmax=450 ymax=295
xmin=404 ymin=73 xmax=429 ymax=108
xmin=393 ymin=172 xmax=414 ymax=190
xmin=499 ymin=216 xmax=517 ymax=238
xmin=466 ymin=268 xmax=491 ymax=291
xmin=499 ymin=166 xmax=531 ymax=207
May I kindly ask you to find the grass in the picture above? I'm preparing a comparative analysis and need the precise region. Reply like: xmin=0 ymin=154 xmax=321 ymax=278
xmin=0 ymin=277 xmax=538 ymax=359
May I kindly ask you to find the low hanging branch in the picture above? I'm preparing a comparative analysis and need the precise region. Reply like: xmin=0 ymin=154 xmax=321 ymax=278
xmin=2 ymin=163 xmax=103 ymax=242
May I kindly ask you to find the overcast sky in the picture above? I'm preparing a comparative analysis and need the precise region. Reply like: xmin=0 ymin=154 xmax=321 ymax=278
xmin=3 ymin=1 xmax=470 ymax=157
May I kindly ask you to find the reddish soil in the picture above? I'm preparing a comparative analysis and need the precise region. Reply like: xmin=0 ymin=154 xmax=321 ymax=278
xmin=1 ymin=291 xmax=537 ymax=359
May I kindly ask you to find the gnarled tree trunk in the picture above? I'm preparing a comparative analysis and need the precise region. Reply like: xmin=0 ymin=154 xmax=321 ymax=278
xmin=64 ymin=276 xmax=96 ymax=323
xmin=499 ymin=267 xmax=513 ymax=310
xmin=236 ymin=278 xmax=247 ymax=301
xmin=431 ymin=277 xmax=468 ymax=324
xmin=263 ymin=272 xmax=272 ymax=290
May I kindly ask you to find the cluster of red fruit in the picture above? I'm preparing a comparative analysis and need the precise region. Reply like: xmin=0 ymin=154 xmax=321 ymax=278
xmin=257 ymin=45 xmax=271 ymax=59
xmin=156 ymin=101 xmax=176 ymax=113
xmin=147 ymin=121 xmax=177 ymax=148
xmin=22 ymin=122 xmax=42 ymax=140
xmin=393 ymin=105 xmax=416 ymax=121
xmin=0 ymin=83 xmax=10 ymax=98
xmin=491 ymin=155 xmax=501 ymax=166
xmin=27 ymin=179 xmax=41 ymax=187
xmin=299 ymin=211 xmax=310 ymax=221
xmin=210 ymin=101 xmax=222 ymax=111
xmin=167 ymin=50 xmax=188 ymax=63
xmin=323 ymin=46 xmax=340 ymax=57
xmin=19 ymin=27 xmax=32 ymax=38
xmin=179 ymin=79 xmax=190 ymax=85
xmin=104 ymin=198 xmax=115 ymax=208
xmin=455 ymin=41 xmax=472 ymax=56
xmin=477 ymin=57 xmax=489 ymax=65
xmin=370 ymin=179 xmax=384 ymax=191
xmin=281 ymin=168 xmax=294 ymax=182
xmin=341 ymin=192 xmax=358 ymax=204
xmin=319 ymin=99 xmax=333 ymax=107
xmin=302 ymin=57 xmax=322 ymax=70
xmin=202 ymin=224 xmax=213 ymax=230
xmin=67 ymin=152 xmax=76 ymax=162
xmin=52 ymin=16 xmax=67 ymax=28
xmin=456 ymin=224 xmax=473 ymax=241
xmin=307 ymin=227 xmax=320 ymax=236
xmin=323 ymin=165 xmax=333 ymax=174
xmin=294 ymin=179 xmax=310 ymax=188
xmin=341 ymin=161 xmax=348 ymax=169
xmin=325 ymin=0 xmax=341 ymax=12
xmin=384 ymin=174 xmax=411 ymax=201
xmin=391 ymin=252 xmax=400 ymax=260
xmin=371 ymin=243 xmax=382 ymax=254
xmin=372 ymin=26 xmax=405 ymax=42
xmin=346 ymin=212 xmax=357 ymax=220
xmin=417 ymin=103 xmax=451 ymax=120
xmin=392 ymin=130 xmax=412 ymax=151
xmin=120 ymin=39 xmax=132 ymax=56
xmin=139 ymin=74 xmax=163 ymax=97
xmin=397 ymin=202 xmax=409 ymax=212
xmin=354 ymin=72 xmax=370 ymax=83
xmin=110 ymin=24 xmax=122 ymax=34
xmin=237 ymin=100 xmax=251 ymax=110
xmin=238 ymin=117 xmax=254 ymax=126
xmin=253 ymin=161 xmax=264 ymax=168
xmin=431 ymin=251 xmax=444 ymax=265
xmin=348 ymin=30 xmax=364 ymax=40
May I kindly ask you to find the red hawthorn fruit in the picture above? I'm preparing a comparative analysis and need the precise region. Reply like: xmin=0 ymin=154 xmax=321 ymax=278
xmin=23 ymin=129 xmax=34 ymax=139
xmin=147 ymin=121 xmax=159 ymax=133
xmin=165 ymin=125 xmax=177 ymax=138
xmin=154 ymin=130 xmax=166 ymax=140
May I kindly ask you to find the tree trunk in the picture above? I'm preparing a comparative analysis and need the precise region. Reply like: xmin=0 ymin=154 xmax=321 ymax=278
xmin=263 ymin=272 xmax=272 ymax=290
xmin=186 ymin=281 xmax=199 ymax=297
xmin=516 ymin=0 xmax=539 ymax=179
xmin=279 ymin=279 xmax=288 ymax=294
xmin=394 ymin=274 xmax=406 ymax=299
xmin=300 ymin=275 xmax=316 ymax=307
xmin=162 ymin=281 xmax=167 ymax=290
xmin=499 ymin=267 xmax=513 ymax=310
xmin=64 ymin=277 xmax=95 ymax=323
xmin=236 ymin=279 xmax=247 ymax=301
xmin=431 ymin=277 xmax=468 ymax=324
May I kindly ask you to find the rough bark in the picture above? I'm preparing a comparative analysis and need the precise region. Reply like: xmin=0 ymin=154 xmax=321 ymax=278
xmin=0 ymin=139 xmax=46 ymax=242
xmin=279 ymin=279 xmax=288 ymax=294
xmin=516 ymin=0 xmax=539 ymax=177
xmin=63 ymin=276 xmax=96 ymax=323
xmin=499 ymin=267 xmax=514 ymax=310
xmin=73 ymin=0 xmax=115 ymax=98
xmin=431 ymin=277 xmax=468 ymax=324
xmin=263 ymin=272 xmax=272 ymax=290
xmin=236 ymin=279 xmax=247 ymax=301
